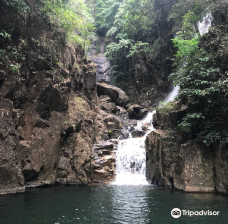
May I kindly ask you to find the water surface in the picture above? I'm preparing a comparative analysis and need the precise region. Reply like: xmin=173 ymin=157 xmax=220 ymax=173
xmin=0 ymin=185 xmax=227 ymax=224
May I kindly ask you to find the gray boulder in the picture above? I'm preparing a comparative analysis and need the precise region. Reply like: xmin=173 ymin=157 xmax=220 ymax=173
xmin=97 ymin=83 xmax=129 ymax=107
xmin=127 ymin=104 xmax=148 ymax=120
xmin=131 ymin=130 xmax=146 ymax=138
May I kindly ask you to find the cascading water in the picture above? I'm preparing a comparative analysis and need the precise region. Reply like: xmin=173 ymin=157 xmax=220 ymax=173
xmin=112 ymin=13 xmax=213 ymax=186
xmin=112 ymin=86 xmax=180 ymax=185
xmin=197 ymin=12 xmax=213 ymax=36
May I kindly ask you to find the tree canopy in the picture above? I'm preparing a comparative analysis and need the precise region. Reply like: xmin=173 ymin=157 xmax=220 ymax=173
xmin=169 ymin=0 xmax=228 ymax=145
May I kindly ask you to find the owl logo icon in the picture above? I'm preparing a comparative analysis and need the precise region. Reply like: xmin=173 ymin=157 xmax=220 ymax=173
xmin=171 ymin=208 xmax=182 ymax=218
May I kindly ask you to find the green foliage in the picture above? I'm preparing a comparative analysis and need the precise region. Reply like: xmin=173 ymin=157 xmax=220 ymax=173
xmin=93 ymin=0 xmax=123 ymax=35
xmin=9 ymin=64 xmax=20 ymax=73
xmin=171 ymin=11 xmax=200 ymax=68
xmin=91 ymin=0 xmax=170 ymax=86
xmin=40 ymin=0 xmax=95 ymax=48
xmin=0 ymin=31 xmax=11 ymax=40
xmin=157 ymin=101 xmax=177 ymax=115
xmin=108 ymin=130 xmax=113 ymax=138
xmin=2 ymin=0 xmax=29 ymax=12
xmin=168 ymin=0 xmax=213 ymax=32
xmin=169 ymin=2 xmax=228 ymax=146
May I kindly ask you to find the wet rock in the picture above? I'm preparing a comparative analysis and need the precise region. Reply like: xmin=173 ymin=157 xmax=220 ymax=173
xmin=118 ymin=134 xmax=129 ymax=140
xmin=128 ymin=126 xmax=135 ymax=132
xmin=110 ymin=139 xmax=119 ymax=145
xmin=107 ymin=122 xmax=115 ymax=128
xmin=93 ymin=54 xmax=112 ymax=83
xmin=56 ymin=170 xmax=68 ymax=178
xmin=100 ymin=102 xmax=110 ymax=112
xmin=100 ymin=95 xmax=111 ymax=102
xmin=116 ymin=106 xmax=127 ymax=115
xmin=93 ymin=141 xmax=114 ymax=150
xmin=22 ymin=165 xmax=40 ymax=182
xmin=131 ymin=130 xmax=146 ymax=138
xmin=97 ymin=83 xmax=129 ymax=107
xmin=126 ymin=103 xmax=131 ymax=109
xmin=104 ymin=155 xmax=115 ymax=161
xmin=104 ymin=115 xmax=122 ymax=129
xmin=91 ymin=161 xmax=102 ymax=169
xmin=93 ymin=168 xmax=109 ymax=179
xmin=127 ymin=104 xmax=148 ymax=120
xmin=25 ymin=180 xmax=52 ymax=188
xmin=108 ymin=102 xmax=116 ymax=113
xmin=56 ymin=178 xmax=67 ymax=185
xmin=66 ymin=172 xmax=82 ymax=186
xmin=0 ymin=165 xmax=25 ymax=195
xmin=212 ymin=141 xmax=228 ymax=194
xmin=102 ymin=150 xmax=111 ymax=155
xmin=146 ymin=130 xmax=215 ymax=193
xmin=141 ymin=123 xmax=151 ymax=131
xmin=58 ymin=157 xmax=68 ymax=170
xmin=153 ymin=101 xmax=187 ymax=130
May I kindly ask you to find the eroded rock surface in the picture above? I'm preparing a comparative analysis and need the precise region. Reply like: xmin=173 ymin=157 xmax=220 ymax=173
xmin=146 ymin=101 xmax=228 ymax=194
xmin=97 ymin=83 xmax=129 ymax=108
xmin=127 ymin=104 xmax=148 ymax=120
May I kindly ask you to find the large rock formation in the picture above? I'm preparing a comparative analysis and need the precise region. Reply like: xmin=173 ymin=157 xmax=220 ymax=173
xmin=127 ymin=104 xmax=148 ymax=120
xmin=97 ymin=83 xmax=129 ymax=108
xmin=146 ymin=101 xmax=228 ymax=194
xmin=0 ymin=1 xmax=112 ymax=194
xmin=0 ymin=44 xmax=100 ymax=194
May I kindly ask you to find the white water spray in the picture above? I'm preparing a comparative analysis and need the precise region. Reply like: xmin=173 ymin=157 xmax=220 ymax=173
xmin=112 ymin=86 xmax=179 ymax=185
xmin=197 ymin=12 xmax=213 ymax=36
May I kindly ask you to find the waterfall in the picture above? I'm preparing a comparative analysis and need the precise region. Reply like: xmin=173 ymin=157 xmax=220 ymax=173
xmin=197 ymin=12 xmax=213 ymax=36
xmin=112 ymin=86 xmax=180 ymax=185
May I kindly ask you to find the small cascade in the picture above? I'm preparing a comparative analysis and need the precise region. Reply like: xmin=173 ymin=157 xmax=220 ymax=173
xmin=112 ymin=86 xmax=179 ymax=185
xmin=197 ymin=12 xmax=213 ymax=36
xmin=89 ymin=37 xmax=112 ymax=83
xmin=164 ymin=86 xmax=180 ymax=102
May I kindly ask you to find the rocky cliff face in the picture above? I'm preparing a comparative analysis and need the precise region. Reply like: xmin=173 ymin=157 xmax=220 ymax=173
xmin=0 ymin=44 xmax=99 ymax=194
xmin=0 ymin=0 xmax=122 ymax=194
xmin=145 ymin=101 xmax=228 ymax=194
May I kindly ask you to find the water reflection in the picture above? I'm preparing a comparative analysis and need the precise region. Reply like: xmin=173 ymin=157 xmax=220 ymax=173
xmin=110 ymin=186 xmax=150 ymax=224
xmin=0 ymin=186 xmax=227 ymax=224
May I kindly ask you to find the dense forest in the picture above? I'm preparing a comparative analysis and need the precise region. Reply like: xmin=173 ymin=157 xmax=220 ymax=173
xmin=89 ymin=0 xmax=228 ymax=146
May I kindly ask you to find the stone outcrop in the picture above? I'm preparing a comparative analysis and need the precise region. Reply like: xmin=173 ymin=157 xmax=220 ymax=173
xmin=0 ymin=1 xmax=109 ymax=194
xmin=131 ymin=130 xmax=146 ymax=138
xmin=127 ymin=104 xmax=148 ymax=120
xmin=146 ymin=101 xmax=228 ymax=194
xmin=91 ymin=140 xmax=117 ymax=183
xmin=0 ymin=45 xmax=99 ymax=193
xmin=212 ymin=141 xmax=228 ymax=194
xmin=97 ymin=83 xmax=129 ymax=108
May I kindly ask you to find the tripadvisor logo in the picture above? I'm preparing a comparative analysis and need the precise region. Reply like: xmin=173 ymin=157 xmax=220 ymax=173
xmin=171 ymin=208 xmax=220 ymax=218
xmin=171 ymin=208 xmax=181 ymax=218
